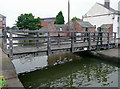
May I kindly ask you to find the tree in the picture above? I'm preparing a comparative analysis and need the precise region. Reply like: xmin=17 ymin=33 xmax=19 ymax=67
xmin=6 ymin=26 xmax=11 ymax=30
xmin=54 ymin=11 xmax=65 ymax=24
xmin=16 ymin=13 xmax=43 ymax=30
xmin=71 ymin=17 xmax=81 ymax=22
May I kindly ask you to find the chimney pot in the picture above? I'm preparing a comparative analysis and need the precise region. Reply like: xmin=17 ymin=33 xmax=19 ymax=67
xmin=104 ymin=0 xmax=110 ymax=9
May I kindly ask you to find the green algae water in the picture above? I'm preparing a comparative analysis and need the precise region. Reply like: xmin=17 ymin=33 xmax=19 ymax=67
xmin=13 ymin=53 xmax=119 ymax=88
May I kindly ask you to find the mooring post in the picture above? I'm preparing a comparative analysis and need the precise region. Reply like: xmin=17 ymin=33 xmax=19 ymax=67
xmin=88 ymin=32 xmax=91 ymax=50
xmin=47 ymin=32 xmax=52 ymax=56
xmin=71 ymin=32 xmax=74 ymax=52
xmin=9 ymin=30 xmax=13 ymax=59
xmin=107 ymin=32 xmax=110 ymax=49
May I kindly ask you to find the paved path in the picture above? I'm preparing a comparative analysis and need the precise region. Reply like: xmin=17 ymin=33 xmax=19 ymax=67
xmin=0 ymin=30 xmax=24 ymax=88
xmin=95 ymin=48 xmax=120 ymax=58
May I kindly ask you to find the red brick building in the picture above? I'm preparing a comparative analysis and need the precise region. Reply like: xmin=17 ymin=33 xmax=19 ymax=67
xmin=46 ymin=20 xmax=96 ymax=36
xmin=100 ymin=24 xmax=113 ymax=36
xmin=100 ymin=24 xmax=113 ymax=32
xmin=73 ymin=20 xmax=96 ymax=32
xmin=0 ymin=14 xmax=6 ymax=31
xmin=41 ymin=17 xmax=56 ymax=29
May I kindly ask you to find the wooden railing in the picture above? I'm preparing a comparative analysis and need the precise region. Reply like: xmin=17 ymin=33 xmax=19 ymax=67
xmin=2 ymin=30 xmax=117 ymax=59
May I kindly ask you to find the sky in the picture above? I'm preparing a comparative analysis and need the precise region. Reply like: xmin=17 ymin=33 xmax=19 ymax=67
xmin=0 ymin=0 xmax=119 ymax=27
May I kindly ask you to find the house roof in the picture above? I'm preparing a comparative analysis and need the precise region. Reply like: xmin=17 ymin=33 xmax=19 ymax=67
xmin=39 ymin=28 xmax=48 ymax=31
xmin=55 ymin=23 xmax=74 ymax=30
xmin=97 ymin=3 xmax=119 ymax=14
xmin=0 ymin=14 xmax=6 ymax=18
xmin=41 ymin=17 xmax=56 ymax=20
xmin=100 ymin=24 xmax=112 ymax=29
xmin=76 ymin=20 xmax=95 ymax=28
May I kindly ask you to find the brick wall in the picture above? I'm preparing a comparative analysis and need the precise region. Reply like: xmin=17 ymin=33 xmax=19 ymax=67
xmin=41 ymin=19 xmax=56 ymax=29
xmin=0 ymin=21 xmax=2 ymax=29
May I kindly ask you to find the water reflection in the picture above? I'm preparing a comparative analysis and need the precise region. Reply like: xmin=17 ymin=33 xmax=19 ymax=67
xmin=17 ymin=53 xmax=118 ymax=88
xmin=12 ymin=53 xmax=81 ymax=74
xmin=12 ymin=56 xmax=48 ymax=74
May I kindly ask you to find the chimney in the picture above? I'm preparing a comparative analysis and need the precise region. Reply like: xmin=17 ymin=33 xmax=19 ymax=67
xmin=118 ymin=1 xmax=120 ymax=12
xmin=104 ymin=0 xmax=110 ymax=9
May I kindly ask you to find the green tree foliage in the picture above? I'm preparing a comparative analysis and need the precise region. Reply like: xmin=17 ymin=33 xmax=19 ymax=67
xmin=71 ymin=17 xmax=81 ymax=22
xmin=16 ymin=13 xmax=43 ymax=30
xmin=54 ymin=11 xmax=65 ymax=24
xmin=6 ymin=26 xmax=10 ymax=30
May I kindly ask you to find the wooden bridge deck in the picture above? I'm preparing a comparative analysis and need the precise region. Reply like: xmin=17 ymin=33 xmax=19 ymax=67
xmin=2 ymin=30 xmax=117 ymax=59
xmin=12 ymin=41 xmax=112 ymax=54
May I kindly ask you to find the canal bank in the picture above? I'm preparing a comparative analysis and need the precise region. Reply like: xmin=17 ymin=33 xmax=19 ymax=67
xmin=90 ymin=48 xmax=120 ymax=64
xmin=0 ymin=48 xmax=24 ymax=88
xmin=0 ymin=30 xmax=24 ymax=88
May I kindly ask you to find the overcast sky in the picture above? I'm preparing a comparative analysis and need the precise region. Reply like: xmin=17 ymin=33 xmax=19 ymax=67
xmin=0 ymin=0 xmax=119 ymax=27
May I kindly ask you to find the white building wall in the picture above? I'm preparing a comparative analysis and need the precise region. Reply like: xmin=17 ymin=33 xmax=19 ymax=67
xmin=0 ymin=18 xmax=2 ymax=21
xmin=83 ymin=3 xmax=119 ymax=38
xmin=85 ymin=3 xmax=111 ymax=16
xmin=84 ymin=15 xmax=113 ymax=29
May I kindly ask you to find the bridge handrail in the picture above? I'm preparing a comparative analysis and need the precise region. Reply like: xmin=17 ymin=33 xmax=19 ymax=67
xmin=4 ymin=30 xmax=116 ymax=34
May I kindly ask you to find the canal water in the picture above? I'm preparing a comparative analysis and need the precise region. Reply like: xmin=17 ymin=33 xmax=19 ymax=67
xmin=12 ymin=52 xmax=119 ymax=88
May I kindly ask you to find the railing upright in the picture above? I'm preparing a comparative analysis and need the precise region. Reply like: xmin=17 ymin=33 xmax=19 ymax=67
xmin=2 ymin=30 xmax=7 ymax=51
xmin=47 ymin=32 xmax=52 ymax=56
xmin=71 ymin=32 xmax=74 ymax=52
xmin=88 ymin=32 xmax=91 ymax=50
xmin=107 ymin=33 xmax=110 ymax=49
xmin=58 ymin=32 xmax=60 ymax=47
xmin=9 ymin=30 xmax=13 ymax=59
xmin=114 ymin=33 xmax=116 ymax=44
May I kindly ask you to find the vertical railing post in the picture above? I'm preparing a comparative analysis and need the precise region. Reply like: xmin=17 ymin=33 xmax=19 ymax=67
xmin=74 ymin=32 xmax=77 ymax=42
xmin=36 ymin=32 xmax=39 ymax=48
xmin=2 ymin=29 xmax=7 ymax=52
xmin=71 ymin=32 xmax=74 ymax=52
xmin=9 ymin=30 xmax=13 ymax=59
xmin=114 ymin=33 xmax=116 ymax=47
xmin=100 ymin=32 xmax=103 ymax=47
xmin=107 ymin=32 xmax=110 ymax=49
xmin=93 ymin=33 xmax=95 ymax=42
xmin=58 ymin=32 xmax=60 ymax=47
xmin=97 ymin=27 xmax=102 ymax=50
xmin=47 ymin=32 xmax=52 ymax=56
xmin=88 ymin=32 xmax=91 ymax=50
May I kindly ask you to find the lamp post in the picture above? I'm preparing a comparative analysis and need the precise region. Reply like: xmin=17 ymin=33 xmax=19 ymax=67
xmin=68 ymin=0 xmax=70 ymax=32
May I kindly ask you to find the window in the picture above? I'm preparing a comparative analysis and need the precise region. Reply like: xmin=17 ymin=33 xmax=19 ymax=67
xmin=44 ymin=19 xmax=52 ymax=21
xmin=118 ymin=27 xmax=120 ymax=36
xmin=117 ymin=17 xmax=120 ymax=22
